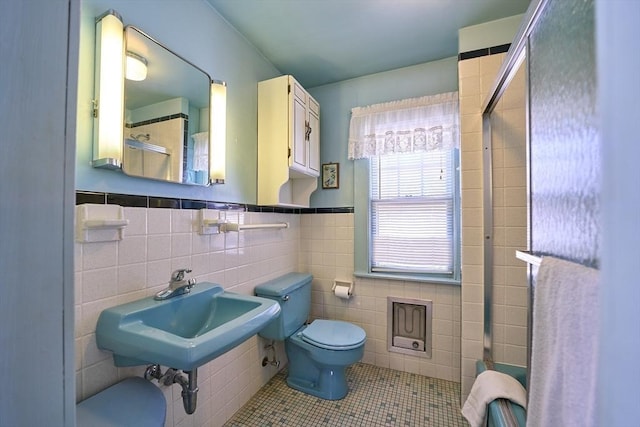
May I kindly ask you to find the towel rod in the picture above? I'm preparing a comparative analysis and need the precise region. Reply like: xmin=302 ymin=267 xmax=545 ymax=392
xmin=222 ymin=222 xmax=289 ymax=232
xmin=125 ymin=139 xmax=171 ymax=156
xmin=515 ymin=250 xmax=542 ymax=266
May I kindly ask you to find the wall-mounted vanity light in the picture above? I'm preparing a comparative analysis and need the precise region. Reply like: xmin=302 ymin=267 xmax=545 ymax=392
xmin=125 ymin=51 xmax=147 ymax=81
xmin=93 ymin=10 xmax=125 ymax=170
xmin=210 ymin=80 xmax=227 ymax=184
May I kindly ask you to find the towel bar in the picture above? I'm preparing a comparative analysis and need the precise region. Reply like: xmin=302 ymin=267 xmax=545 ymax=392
xmin=222 ymin=222 xmax=289 ymax=232
xmin=515 ymin=250 xmax=542 ymax=266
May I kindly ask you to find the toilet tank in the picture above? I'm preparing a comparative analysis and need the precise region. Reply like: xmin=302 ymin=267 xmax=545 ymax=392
xmin=254 ymin=273 xmax=312 ymax=340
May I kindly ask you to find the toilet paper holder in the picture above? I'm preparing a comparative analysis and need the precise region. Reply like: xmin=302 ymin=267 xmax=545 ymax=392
xmin=332 ymin=280 xmax=354 ymax=296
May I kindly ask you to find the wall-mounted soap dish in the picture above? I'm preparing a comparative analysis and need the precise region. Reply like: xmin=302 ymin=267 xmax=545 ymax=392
xmin=76 ymin=204 xmax=129 ymax=243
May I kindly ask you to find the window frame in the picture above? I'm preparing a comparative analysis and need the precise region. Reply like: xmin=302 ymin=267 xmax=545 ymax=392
xmin=353 ymin=149 xmax=461 ymax=285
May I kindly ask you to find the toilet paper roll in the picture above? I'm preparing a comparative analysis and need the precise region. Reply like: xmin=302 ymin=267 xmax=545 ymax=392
xmin=334 ymin=285 xmax=351 ymax=300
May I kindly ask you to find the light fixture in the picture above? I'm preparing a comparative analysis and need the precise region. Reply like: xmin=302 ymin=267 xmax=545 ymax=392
xmin=125 ymin=51 xmax=147 ymax=81
xmin=209 ymin=80 xmax=227 ymax=184
xmin=93 ymin=10 xmax=125 ymax=170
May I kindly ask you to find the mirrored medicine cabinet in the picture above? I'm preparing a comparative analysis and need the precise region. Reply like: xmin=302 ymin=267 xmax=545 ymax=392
xmin=92 ymin=10 xmax=226 ymax=186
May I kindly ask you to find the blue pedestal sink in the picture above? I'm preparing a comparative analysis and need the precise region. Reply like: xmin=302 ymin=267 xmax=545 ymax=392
xmin=96 ymin=283 xmax=281 ymax=371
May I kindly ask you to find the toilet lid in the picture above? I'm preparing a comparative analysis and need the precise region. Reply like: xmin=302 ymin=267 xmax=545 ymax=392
xmin=301 ymin=320 xmax=366 ymax=350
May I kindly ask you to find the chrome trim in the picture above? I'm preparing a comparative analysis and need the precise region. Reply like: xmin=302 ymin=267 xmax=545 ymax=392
xmin=125 ymin=138 xmax=171 ymax=156
xmin=481 ymin=0 xmax=550 ymax=114
xmin=482 ymin=112 xmax=494 ymax=361
xmin=125 ymin=25 xmax=212 ymax=82
xmin=515 ymin=250 xmax=542 ymax=267
xmin=95 ymin=9 xmax=122 ymax=24
xmin=92 ymin=157 xmax=122 ymax=170
xmin=480 ymin=0 xmax=550 ymax=360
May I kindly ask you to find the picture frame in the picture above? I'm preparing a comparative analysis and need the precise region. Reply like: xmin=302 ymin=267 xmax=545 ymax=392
xmin=322 ymin=162 xmax=339 ymax=189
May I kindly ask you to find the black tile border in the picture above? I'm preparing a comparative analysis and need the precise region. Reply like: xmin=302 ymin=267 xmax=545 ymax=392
xmin=76 ymin=191 xmax=106 ymax=205
xmin=107 ymin=193 xmax=147 ymax=208
xmin=126 ymin=113 xmax=188 ymax=128
xmin=149 ymin=197 xmax=180 ymax=209
xmin=489 ymin=43 xmax=511 ymax=55
xmin=458 ymin=43 xmax=511 ymax=61
xmin=76 ymin=191 xmax=353 ymax=215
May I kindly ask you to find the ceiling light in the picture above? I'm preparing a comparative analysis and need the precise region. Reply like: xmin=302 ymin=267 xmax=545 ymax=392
xmin=125 ymin=51 xmax=147 ymax=81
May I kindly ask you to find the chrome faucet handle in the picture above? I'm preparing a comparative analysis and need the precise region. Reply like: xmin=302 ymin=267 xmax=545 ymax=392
xmin=171 ymin=268 xmax=192 ymax=282
xmin=154 ymin=269 xmax=195 ymax=301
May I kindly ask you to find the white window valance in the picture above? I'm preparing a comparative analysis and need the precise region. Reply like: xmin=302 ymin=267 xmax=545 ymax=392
xmin=348 ymin=91 xmax=459 ymax=160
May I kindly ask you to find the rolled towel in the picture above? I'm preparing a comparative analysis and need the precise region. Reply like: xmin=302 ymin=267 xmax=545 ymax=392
xmin=462 ymin=370 xmax=527 ymax=427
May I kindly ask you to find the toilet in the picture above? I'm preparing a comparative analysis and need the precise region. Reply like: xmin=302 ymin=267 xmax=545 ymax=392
xmin=255 ymin=272 xmax=366 ymax=400
xmin=76 ymin=377 xmax=166 ymax=427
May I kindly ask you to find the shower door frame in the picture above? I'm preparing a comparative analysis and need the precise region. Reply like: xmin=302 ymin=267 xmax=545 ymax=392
xmin=480 ymin=0 xmax=549 ymax=363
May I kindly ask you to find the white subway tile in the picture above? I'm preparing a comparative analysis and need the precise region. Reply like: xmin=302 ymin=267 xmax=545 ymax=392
xmin=461 ymin=131 xmax=482 ymax=152
xmin=81 ymin=334 xmax=110 ymax=368
xmin=458 ymin=57 xmax=480 ymax=78
xmin=147 ymin=208 xmax=170 ymax=234
xmin=147 ymin=234 xmax=171 ymax=261
xmin=171 ymin=209 xmax=193 ymax=233
xmin=82 ymin=267 xmax=117 ymax=302
xmin=146 ymin=259 xmax=172 ymax=288
xmin=82 ymin=241 xmax=117 ymax=270
xmin=461 ymin=302 xmax=483 ymax=322
xmin=505 ymin=306 xmax=527 ymax=327
xmin=117 ymin=263 xmax=146 ymax=294
xmin=171 ymin=233 xmax=192 ymax=258
xmin=117 ymin=235 xmax=146 ymax=265
xmin=462 ymin=320 xmax=483 ymax=340
xmin=123 ymin=207 xmax=147 ymax=235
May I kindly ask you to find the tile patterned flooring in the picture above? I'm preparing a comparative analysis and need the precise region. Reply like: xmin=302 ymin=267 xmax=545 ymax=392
xmin=225 ymin=363 xmax=469 ymax=426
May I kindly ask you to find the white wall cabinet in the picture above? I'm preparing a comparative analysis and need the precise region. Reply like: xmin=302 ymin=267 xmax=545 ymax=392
xmin=258 ymin=75 xmax=320 ymax=206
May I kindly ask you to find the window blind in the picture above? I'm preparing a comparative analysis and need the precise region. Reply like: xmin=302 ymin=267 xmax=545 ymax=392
xmin=370 ymin=150 xmax=455 ymax=274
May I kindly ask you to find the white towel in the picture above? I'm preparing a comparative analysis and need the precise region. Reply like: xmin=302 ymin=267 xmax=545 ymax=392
xmin=526 ymin=257 xmax=599 ymax=427
xmin=192 ymin=132 xmax=209 ymax=171
xmin=462 ymin=370 xmax=527 ymax=427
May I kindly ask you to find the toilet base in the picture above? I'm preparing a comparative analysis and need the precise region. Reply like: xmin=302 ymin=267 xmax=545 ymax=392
xmin=286 ymin=366 xmax=349 ymax=400
xmin=285 ymin=330 xmax=364 ymax=400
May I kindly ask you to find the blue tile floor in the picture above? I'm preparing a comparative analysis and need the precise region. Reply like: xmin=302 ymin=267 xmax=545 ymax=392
xmin=225 ymin=363 xmax=469 ymax=426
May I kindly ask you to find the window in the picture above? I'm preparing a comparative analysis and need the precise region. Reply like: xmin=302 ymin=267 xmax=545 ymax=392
xmin=370 ymin=149 xmax=456 ymax=275
xmin=350 ymin=92 xmax=460 ymax=283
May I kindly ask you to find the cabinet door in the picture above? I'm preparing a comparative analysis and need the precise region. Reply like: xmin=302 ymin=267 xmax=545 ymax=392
xmin=307 ymin=97 xmax=320 ymax=175
xmin=291 ymin=92 xmax=307 ymax=173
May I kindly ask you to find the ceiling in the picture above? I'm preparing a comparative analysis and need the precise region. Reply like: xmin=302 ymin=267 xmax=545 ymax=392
xmin=206 ymin=0 xmax=531 ymax=88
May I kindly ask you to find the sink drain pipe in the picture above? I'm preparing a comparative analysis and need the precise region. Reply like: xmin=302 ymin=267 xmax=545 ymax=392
xmin=262 ymin=341 xmax=280 ymax=368
xmin=145 ymin=364 xmax=199 ymax=414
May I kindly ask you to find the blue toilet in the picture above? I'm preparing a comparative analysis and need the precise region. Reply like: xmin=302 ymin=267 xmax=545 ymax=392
xmin=76 ymin=377 xmax=166 ymax=427
xmin=255 ymin=273 xmax=366 ymax=400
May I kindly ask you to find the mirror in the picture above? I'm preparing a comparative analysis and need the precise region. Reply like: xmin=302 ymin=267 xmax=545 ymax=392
xmin=123 ymin=26 xmax=212 ymax=185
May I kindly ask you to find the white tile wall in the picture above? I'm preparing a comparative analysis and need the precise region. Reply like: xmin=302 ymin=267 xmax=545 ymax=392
xmin=76 ymin=207 xmax=465 ymax=425
xmin=489 ymin=58 xmax=528 ymax=369
xmin=298 ymin=213 xmax=461 ymax=382
xmin=75 ymin=208 xmax=299 ymax=427
xmin=459 ymin=53 xmax=529 ymax=402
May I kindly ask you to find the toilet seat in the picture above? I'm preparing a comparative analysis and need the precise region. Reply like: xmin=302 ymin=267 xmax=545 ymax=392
xmin=300 ymin=319 xmax=366 ymax=350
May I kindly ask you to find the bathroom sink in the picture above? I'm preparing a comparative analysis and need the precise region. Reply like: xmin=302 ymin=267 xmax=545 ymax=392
xmin=96 ymin=283 xmax=281 ymax=371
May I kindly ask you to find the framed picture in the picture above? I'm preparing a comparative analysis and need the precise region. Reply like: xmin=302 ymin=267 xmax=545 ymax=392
xmin=322 ymin=163 xmax=339 ymax=189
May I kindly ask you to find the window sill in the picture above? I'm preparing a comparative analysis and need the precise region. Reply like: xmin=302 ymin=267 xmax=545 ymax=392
xmin=354 ymin=271 xmax=461 ymax=286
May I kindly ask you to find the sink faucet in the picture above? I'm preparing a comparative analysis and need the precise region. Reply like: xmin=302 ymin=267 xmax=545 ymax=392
xmin=154 ymin=268 xmax=197 ymax=300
